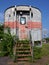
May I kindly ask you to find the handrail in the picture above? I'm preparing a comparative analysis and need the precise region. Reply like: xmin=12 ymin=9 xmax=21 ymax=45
xmin=29 ymin=31 xmax=33 ymax=61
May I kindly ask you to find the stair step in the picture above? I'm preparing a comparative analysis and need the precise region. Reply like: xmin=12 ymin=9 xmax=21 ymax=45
xmin=16 ymin=43 xmax=30 ymax=44
xmin=16 ymin=52 xmax=31 ymax=54
xmin=16 ymin=47 xmax=30 ymax=49
xmin=16 ymin=42 xmax=29 ymax=44
xmin=17 ymin=54 xmax=31 ymax=56
xmin=16 ymin=46 xmax=30 ymax=48
xmin=16 ymin=51 xmax=31 ymax=53
xmin=16 ymin=43 xmax=30 ymax=46
xmin=17 ymin=50 xmax=30 ymax=52
xmin=14 ymin=41 xmax=32 ymax=62
xmin=17 ymin=56 xmax=32 ymax=58
xmin=16 ymin=49 xmax=30 ymax=51
xmin=17 ymin=58 xmax=31 ymax=61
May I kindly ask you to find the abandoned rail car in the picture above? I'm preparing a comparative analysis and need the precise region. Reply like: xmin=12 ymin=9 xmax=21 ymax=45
xmin=4 ymin=5 xmax=42 ymax=47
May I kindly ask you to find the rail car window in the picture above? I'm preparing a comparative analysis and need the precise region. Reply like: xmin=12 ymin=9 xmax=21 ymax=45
xmin=9 ymin=14 xmax=11 ymax=17
xmin=17 ymin=11 xmax=30 ymax=15
xmin=13 ymin=12 xmax=15 ymax=16
xmin=31 ymin=12 xmax=33 ymax=18
xmin=20 ymin=17 xmax=26 ymax=25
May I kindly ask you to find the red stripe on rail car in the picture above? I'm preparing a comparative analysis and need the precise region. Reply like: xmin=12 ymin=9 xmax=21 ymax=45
xmin=4 ymin=21 xmax=19 ymax=28
xmin=27 ymin=21 xmax=42 ymax=29
xmin=4 ymin=21 xmax=42 ymax=29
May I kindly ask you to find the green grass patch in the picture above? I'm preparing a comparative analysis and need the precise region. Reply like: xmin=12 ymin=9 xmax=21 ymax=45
xmin=33 ymin=43 xmax=49 ymax=61
xmin=42 ymin=43 xmax=49 ymax=56
xmin=33 ymin=47 xmax=42 ymax=60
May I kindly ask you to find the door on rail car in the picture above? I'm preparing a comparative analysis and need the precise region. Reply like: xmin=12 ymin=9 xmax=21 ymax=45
xmin=19 ymin=16 xmax=28 ymax=40
xmin=17 ymin=11 xmax=30 ymax=40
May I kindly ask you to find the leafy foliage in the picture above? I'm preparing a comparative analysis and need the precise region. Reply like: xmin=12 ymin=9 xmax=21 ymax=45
xmin=0 ymin=25 xmax=4 ymax=39
xmin=33 ymin=47 xmax=42 ymax=60
xmin=0 ymin=25 xmax=14 ymax=57
xmin=0 ymin=33 xmax=14 ymax=56
xmin=45 ymin=38 xmax=49 ymax=43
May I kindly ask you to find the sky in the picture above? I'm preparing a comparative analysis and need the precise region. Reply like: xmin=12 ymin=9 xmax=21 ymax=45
xmin=0 ymin=0 xmax=49 ymax=37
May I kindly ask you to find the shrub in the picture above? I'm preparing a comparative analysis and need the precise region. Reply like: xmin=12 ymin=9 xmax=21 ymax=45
xmin=0 ymin=33 xmax=14 ymax=57
xmin=33 ymin=46 xmax=42 ymax=60
xmin=0 ymin=42 xmax=8 ymax=56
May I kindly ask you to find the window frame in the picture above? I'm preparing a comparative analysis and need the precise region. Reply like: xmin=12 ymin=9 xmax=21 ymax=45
xmin=20 ymin=17 xmax=26 ymax=25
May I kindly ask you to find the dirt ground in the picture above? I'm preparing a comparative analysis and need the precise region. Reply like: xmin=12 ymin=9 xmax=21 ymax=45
xmin=0 ymin=56 xmax=49 ymax=65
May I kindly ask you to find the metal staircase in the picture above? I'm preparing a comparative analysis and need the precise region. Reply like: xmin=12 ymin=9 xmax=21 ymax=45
xmin=13 ymin=31 xmax=33 ymax=62
xmin=15 ymin=40 xmax=33 ymax=62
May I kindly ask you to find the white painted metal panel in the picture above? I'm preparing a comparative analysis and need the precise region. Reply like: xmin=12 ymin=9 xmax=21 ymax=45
xmin=37 ymin=30 xmax=41 ymax=40
xmin=5 ymin=8 xmax=15 ymax=22
xmin=17 ymin=6 xmax=29 ymax=11
xmin=10 ymin=28 xmax=16 ymax=35
xmin=31 ymin=29 xmax=41 ymax=41
xmin=31 ymin=8 xmax=41 ymax=22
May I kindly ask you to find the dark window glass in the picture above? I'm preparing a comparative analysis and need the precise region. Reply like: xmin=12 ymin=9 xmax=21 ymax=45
xmin=17 ymin=11 xmax=30 ymax=15
xmin=9 ymin=14 xmax=11 ymax=17
xmin=13 ymin=12 xmax=15 ymax=16
xmin=31 ymin=12 xmax=33 ymax=18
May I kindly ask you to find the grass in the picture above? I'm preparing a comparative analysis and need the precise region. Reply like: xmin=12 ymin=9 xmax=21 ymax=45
xmin=33 ymin=43 xmax=49 ymax=61
xmin=42 ymin=43 xmax=49 ymax=56
xmin=33 ymin=47 xmax=42 ymax=60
